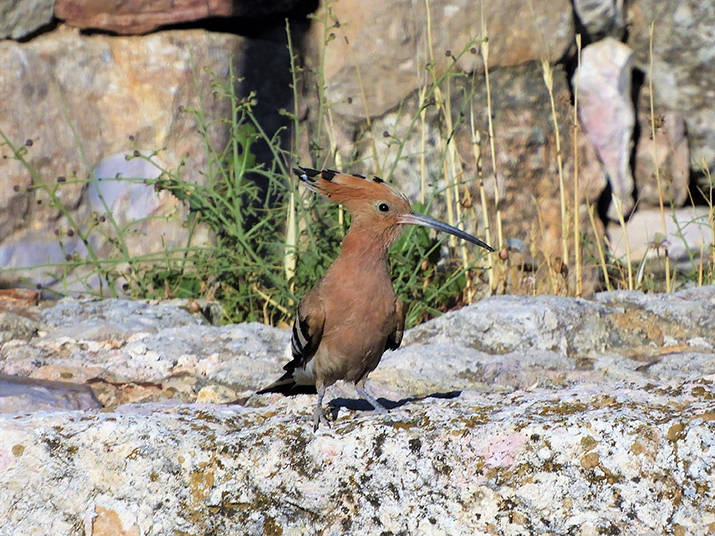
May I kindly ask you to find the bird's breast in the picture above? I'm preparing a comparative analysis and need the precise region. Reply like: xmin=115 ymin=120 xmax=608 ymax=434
xmin=313 ymin=269 xmax=398 ymax=384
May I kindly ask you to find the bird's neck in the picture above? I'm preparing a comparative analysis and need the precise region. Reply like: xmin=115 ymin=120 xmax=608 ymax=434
xmin=319 ymin=223 xmax=398 ymax=300
xmin=330 ymin=224 xmax=393 ymax=277
xmin=343 ymin=223 xmax=393 ymax=257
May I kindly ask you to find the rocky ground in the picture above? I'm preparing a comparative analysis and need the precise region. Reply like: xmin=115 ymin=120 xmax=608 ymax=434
xmin=1 ymin=288 xmax=714 ymax=535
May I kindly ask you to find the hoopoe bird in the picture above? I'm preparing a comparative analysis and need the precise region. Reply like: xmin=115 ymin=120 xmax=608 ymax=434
xmin=258 ymin=167 xmax=494 ymax=429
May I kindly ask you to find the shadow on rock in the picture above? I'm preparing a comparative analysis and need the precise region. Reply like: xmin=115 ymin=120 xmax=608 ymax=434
xmin=328 ymin=390 xmax=462 ymax=418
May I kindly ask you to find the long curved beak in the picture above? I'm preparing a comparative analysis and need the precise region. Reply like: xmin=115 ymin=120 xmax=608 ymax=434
xmin=398 ymin=211 xmax=494 ymax=252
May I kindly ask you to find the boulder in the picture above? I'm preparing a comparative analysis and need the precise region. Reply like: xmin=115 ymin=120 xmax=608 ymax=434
xmin=0 ymin=27 xmax=245 ymax=291
xmin=306 ymin=0 xmax=575 ymax=118
xmin=1 ymin=290 xmax=715 ymax=533
xmin=606 ymin=206 xmax=713 ymax=265
xmin=573 ymin=38 xmax=636 ymax=220
xmin=573 ymin=0 xmax=627 ymax=41
xmin=1 ymin=383 xmax=713 ymax=535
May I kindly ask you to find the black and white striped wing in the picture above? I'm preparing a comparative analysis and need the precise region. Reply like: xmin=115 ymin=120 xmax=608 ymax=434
xmin=289 ymin=300 xmax=324 ymax=366
xmin=256 ymin=292 xmax=325 ymax=395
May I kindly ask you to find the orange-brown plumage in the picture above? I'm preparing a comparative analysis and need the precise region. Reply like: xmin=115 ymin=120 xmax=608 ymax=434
xmin=258 ymin=167 xmax=493 ymax=430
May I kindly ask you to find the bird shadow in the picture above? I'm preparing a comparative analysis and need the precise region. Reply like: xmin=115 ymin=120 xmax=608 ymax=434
xmin=327 ymin=390 xmax=462 ymax=420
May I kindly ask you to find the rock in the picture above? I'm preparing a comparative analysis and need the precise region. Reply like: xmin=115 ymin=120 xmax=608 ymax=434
xmin=0 ymin=313 xmax=41 ymax=343
xmin=573 ymin=0 xmax=627 ymax=41
xmin=0 ymin=383 xmax=714 ymax=535
xmin=0 ymin=373 xmax=101 ymax=412
xmin=1 ymin=291 xmax=715 ymax=533
xmin=55 ymin=0 xmax=303 ymax=34
xmin=408 ymin=286 xmax=715 ymax=356
xmin=0 ymin=27 xmax=244 ymax=291
xmin=574 ymin=38 xmax=636 ymax=220
xmin=89 ymin=153 xmax=164 ymax=224
xmin=307 ymin=0 xmax=574 ymax=118
xmin=0 ymin=288 xmax=39 ymax=309
xmin=628 ymin=0 xmax=715 ymax=170
xmin=2 ymin=289 xmax=714 ymax=407
xmin=606 ymin=206 xmax=713 ymax=264
xmin=633 ymin=92 xmax=690 ymax=209
xmin=594 ymin=286 xmax=715 ymax=341
xmin=372 ymin=347 xmax=601 ymax=397
xmin=0 ymin=0 xmax=54 ymax=39
xmin=404 ymin=294 xmax=611 ymax=357
xmin=39 ymin=298 xmax=207 ymax=332
xmin=0 ymin=289 xmax=43 ymax=330
xmin=1 ymin=298 xmax=286 ymax=406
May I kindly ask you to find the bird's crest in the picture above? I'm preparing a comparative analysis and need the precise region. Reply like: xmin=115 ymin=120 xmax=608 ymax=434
xmin=294 ymin=167 xmax=409 ymax=209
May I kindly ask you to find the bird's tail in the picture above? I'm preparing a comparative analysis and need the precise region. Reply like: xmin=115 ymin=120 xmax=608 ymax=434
xmin=256 ymin=373 xmax=318 ymax=396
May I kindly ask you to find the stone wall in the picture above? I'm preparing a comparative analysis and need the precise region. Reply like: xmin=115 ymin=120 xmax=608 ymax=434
xmin=1 ymin=0 xmax=713 ymax=292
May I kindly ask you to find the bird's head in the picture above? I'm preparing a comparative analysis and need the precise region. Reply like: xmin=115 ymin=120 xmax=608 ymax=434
xmin=295 ymin=167 xmax=494 ymax=251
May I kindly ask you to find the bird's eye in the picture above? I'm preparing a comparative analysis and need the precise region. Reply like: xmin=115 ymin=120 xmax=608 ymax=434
xmin=378 ymin=202 xmax=390 ymax=212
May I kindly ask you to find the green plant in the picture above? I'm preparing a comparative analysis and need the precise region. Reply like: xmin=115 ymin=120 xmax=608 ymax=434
xmin=0 ymin=128 xmax=158 ymax=297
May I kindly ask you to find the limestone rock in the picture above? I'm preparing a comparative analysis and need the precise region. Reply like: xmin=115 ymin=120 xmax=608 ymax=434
xmin=2 ymin=298 xmax=287 ymax=406
xmin=633 ymin=97 xmax=690 ymax=209
xmin=0 ymin=313 xmax=40 ymax=344
xmin=0 ymin=0 xmax=54 ymax=39
xmin=0 ymin=27 xmax=244 ymax=291
xmin=307 ymin=0 xmax=574 ymax=118
xmin=2 ymin=289 xmax=715 ymax=409
xmin=606 ymin=206 xmax=713 ymax=265
xmin=89 ymin=153 xmax=164 ymax=225
xmin=0 ymin=373 xmax=101 ymax=412
xmin=1 ymin=291 xmax=715 ymax=533
xmin=0 ymin=289 xmax=40 ymax=310
xmin=573 ymin=0 xmax=627 ymax=40
xmin=39 ymin=298 xmax=207 ymax=332
xmin=628 ymin=0 xmax=715 ymax=170
xmin=1 ymin=383 xmax=714 ymax=535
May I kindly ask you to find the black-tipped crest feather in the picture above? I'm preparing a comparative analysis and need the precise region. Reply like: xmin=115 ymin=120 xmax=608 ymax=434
xmin=295 ymin=166 xmax=320 ymax=178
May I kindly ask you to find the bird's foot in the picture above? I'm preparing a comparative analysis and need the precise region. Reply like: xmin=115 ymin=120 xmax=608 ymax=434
xmin=355 ymin=384 xmax=388 ymax=413
xmin=312 ymin=406 xmax=331 ymax=431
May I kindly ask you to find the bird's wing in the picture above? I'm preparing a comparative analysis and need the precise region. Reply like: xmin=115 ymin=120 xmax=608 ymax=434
xmin=288 ymin=291 xmax=325 ymax=368
xmin=385 ymin=298 xmax=405 ymax=351
xmin=256 ymin=291 xmax=325 ymax=395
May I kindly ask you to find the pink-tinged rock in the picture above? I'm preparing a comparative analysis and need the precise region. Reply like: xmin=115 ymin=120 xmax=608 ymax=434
xmin=574 ymin=38 xmax=636 ymax=221
xmin=55 ymin=0 xmax=302 ymax=34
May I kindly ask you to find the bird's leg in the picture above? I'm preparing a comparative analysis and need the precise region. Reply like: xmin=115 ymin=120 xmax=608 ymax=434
xmin=312 ymin=381 xmax=330 ymax=431
xmin=355 ymin=379 xmax=387 ymax=413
